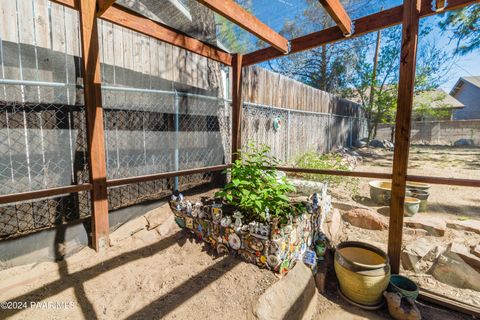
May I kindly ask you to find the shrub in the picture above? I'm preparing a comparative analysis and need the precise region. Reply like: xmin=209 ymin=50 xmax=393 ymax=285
xmin=215 ymin=144 xmax=303 ymax=223
xmin=294 ymin=151 xmax=359 ymax=197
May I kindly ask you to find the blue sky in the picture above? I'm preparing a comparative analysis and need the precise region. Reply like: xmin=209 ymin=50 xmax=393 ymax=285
xmin=245 ymin=0 xmax=478 ymax=93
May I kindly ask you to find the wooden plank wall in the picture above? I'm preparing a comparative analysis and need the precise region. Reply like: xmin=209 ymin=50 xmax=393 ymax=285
xmin=0 ymin=0 xmax=224 ymax=106
xmin=242 ymin=66 xmax=364 ymax=117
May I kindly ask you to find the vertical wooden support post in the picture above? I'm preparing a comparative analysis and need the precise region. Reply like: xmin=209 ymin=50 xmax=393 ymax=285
xmin=231 ymin=54 xmax=243 ymax=162
xmin=387 ymin=0 xmax=421 ymax=274
xmin=78 ymin=0 xmax=109 ymax=251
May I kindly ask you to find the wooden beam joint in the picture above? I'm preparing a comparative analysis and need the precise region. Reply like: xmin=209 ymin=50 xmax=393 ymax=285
xmin=318 ymin=0 xmax=353 ymax=36
xmin=196 ymin=0 xmax=289 ymax=53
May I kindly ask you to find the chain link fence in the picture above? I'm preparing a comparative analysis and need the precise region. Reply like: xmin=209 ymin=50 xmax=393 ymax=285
xmin=0 ymin=82 xmax=231 ymax=239
xmin=0 ymin=82 xmax=367 ymax=239
xmin=242 ymin=102 xmax=368 ymax=162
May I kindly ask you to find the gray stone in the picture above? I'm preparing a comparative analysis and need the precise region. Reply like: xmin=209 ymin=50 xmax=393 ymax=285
xmin=453 ymin=138 xmax=474 ymax=147
xmin=446 ymin=219 xmax=480 ymax=235
xmin=253 ymin=262 xmax=318 ymax=320
xmin=383 ymin=140 xmax=394 ymax=149
xmin=353 ymin=139 xmax=367 ymax=148
xmin=401 ymin=238 xmax=438 ymax=271
xmin=343 ymin=208 xmax=388 ymax=230
xmin=369 ymin=139 xmax=385 ymax=148
xmin=432 ymin=252 xmax=480 ymax=291
xmin=325 ymin=208 xmax=341 ymax=242
xmin=404 ymin=217 xmax=446 ymax=236
xmin=144 ymin=204 xmax=172 ymax=230
xmin=472 ymin=243 xmax=480 ymax=258
xmin=446 ymin=241 xmax=480 ymax=272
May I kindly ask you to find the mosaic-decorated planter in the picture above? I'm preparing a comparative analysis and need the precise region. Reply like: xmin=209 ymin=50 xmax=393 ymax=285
xmin=169 ymin=188 xmax=332 ymax=273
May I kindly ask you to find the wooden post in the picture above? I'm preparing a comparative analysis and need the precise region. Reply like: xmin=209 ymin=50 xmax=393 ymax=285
xmin=387 ymin=0 xmax=421 ymax=274
xmin=78 ymin=0 xmax=109 ymax=251
xmin=231 ymin=54 xmax=243 ymax=162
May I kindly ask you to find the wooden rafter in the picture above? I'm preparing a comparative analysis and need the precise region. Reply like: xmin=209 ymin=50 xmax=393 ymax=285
xmin=196 ymin=0 xmax=290 ymax=53
xmin=388 ymin=0 xmax=421 ymax=275
xmin=49 ymin=0 xmax=232 ymax=65
xmin=97 ymin=0 xmax=116 ymax=16
xmin=243 ymin=0 xmax=479 ymax=66
xmin=318 ymin=0 xmax=352 ymax=35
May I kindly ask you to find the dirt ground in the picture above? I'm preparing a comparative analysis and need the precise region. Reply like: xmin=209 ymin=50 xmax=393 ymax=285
xmin=0 ymin=195 xmax=474 ymax=320
xmin=323 ymin=145 xmax=480 ymax=308
xmin=331 ymin=146 xmax=480 ymax=221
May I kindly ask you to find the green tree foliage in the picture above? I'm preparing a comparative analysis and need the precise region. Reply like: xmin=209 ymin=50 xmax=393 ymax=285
xmin=439 ymin=4 xmax=480 ymax=55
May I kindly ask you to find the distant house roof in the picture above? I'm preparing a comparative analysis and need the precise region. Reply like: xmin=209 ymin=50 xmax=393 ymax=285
xmin=413 ymin=89 xmax=464 ymax=110
xmin=450 ymin=76 xmax=480 ymax=96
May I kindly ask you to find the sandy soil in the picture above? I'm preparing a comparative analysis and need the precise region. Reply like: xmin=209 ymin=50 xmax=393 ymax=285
xmin=0 ymin=198 xmax=472 ymax=320
xmin=0 ymin=202 xmax=276 ymax=320
xmin=354 ymin=146 xmax=480 ymax=220
xmin=319 ymin=146 xmax=480 ymax=309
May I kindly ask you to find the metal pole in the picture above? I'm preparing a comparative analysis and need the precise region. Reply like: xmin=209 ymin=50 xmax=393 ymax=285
xmin=173 ymin=90 xmax=179 ymax=191
xmin=286 ymin=110 xmax=291 ymax=162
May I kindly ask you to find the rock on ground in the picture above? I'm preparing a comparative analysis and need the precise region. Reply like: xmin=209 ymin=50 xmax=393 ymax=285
xmin=446 ymin=241 xmax=480 ymax=271
xmin=453 ymin=138 xmax=474 ymax=147
xmin=369 ymin=139 xmax=385 ymax=148
xmin=432 ymin=246 xmax=480 ymax=291
xmin=446 ymin=220 xmax=480 ymax=235
xmin=342 ymin=208 xmax=388 ymax=230
xmin=404 ymin=217 xmax=446 ymax=236
xmin=324 ymin=209 xmax=341 ymax=242
xmin=401 ymin=238 xmax=439 ymax=271
xmin=252 ymin=262 xmax=318 ymax=320
xmin=473 ymin=243 xmax=480 ymax=258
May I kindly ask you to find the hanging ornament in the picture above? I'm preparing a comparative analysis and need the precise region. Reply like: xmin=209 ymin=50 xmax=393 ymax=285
xmin=273 ymin=116 xmax=282 ymax=131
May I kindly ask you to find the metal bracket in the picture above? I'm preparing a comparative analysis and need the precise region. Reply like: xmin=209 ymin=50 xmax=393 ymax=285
xmin=284 ymin=41 xmax=292 ymax=55
xmin=432 ymin=0 xmax=448 ymax=12
xmin=344 ymin=21 xmax=355 ymax=38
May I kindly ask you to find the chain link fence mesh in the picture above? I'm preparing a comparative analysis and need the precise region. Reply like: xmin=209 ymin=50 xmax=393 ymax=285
xmin=242 ymin=102 xmax=368 ymax=162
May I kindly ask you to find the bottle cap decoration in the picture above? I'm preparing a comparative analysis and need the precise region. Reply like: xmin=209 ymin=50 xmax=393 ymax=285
xmin=168 ymin=188 xmax=332 ymax=274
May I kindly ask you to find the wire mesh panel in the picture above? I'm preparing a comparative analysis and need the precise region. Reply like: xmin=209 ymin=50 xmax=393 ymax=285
xmin=0 ymin=191 xmax=90 ymax=239
xmin=102 ymin=89 xmax=231 ymax=180
xmin=0 ymin=85 xmax=89 ymax=195
xmin=241 ymin=103 xmax=369 ymax=163
xmin=329 ymin=115 xmax=351 ymax=149
xmin=242 ymin=103 xmax=289 ymax=162
xmin=288 ymin=111 xmax=330 ymax=160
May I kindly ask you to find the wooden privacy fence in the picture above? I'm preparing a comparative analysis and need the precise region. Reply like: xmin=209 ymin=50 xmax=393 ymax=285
xmin=242 ymin=66 xmax=365 ymax=117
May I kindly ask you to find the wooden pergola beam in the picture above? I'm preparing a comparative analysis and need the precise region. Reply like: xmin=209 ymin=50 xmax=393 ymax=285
xmin=97 ymin=0 xmax=116 ymax=16
xmin=243 ymin=0 xmax=479 ymax=66
xmin=78 ymin=0 xmax=110 ymax=252
xmin=318 ymin=0 xmax=352 ymax=35
xmin=50 ymin=0 xmax=232 ymax=65
xmin=100 ymin=4 xmax=232 ymax=65
xmin=196 ymin=0 xmax=290 ymax=53
xmin=388 ymin=0 xmax=421 ymax=274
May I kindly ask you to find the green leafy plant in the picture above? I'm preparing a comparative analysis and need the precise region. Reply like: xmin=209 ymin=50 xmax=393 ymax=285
xmin=294 ymin=151 xmax=360 ymax=197
xmin=215 ymin=143 xmax=301 ymax=223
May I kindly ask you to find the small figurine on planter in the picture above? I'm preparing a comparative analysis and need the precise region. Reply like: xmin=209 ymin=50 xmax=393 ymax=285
xmin=233 ymin=211 xmax=243 ymax=231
